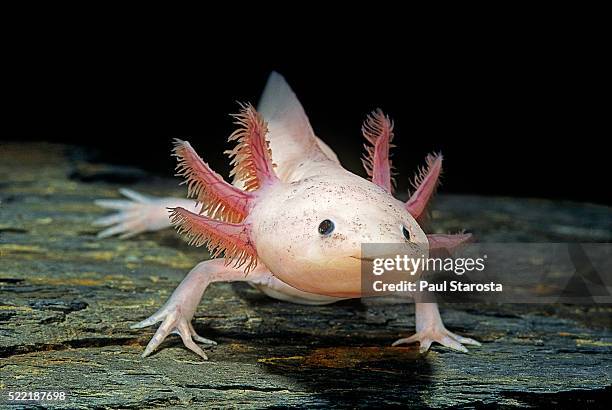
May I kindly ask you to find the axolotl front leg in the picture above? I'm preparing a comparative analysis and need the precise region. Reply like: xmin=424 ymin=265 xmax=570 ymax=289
xmin=364 ymin=111 xmax=480 ymax=353
xmin=393 ymin=303 xmax=480 ymax=353
xmin=132 ymin=258 xmax=282 ymax=359
xmin=131 ymin=256 xmax=336 ymax=358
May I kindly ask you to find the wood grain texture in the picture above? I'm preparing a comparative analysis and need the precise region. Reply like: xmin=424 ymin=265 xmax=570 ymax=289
xmin=1 ymin=143 xmax=611 ymax=408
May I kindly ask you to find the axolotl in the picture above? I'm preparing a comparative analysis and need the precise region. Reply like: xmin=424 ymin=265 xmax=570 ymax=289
xmin=95 ymin=72 xmax=480 ymax=359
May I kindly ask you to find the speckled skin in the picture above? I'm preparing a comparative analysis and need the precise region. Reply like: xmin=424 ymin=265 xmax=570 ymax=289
xmin=249 ymin=170 xmax=427 ymax=298
xmin=95 ymin=72 xmax=480 ymax=359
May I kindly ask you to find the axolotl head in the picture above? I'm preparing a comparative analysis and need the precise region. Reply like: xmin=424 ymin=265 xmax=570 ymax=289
xmin=249 ymin=170 xmax=429 ymax=297
xmin=169 ymin=106 xmax=470 ymax=299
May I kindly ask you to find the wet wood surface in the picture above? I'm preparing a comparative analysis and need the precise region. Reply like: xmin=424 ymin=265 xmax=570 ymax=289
xmin=1 ymin=143 xmax=611 ymax=408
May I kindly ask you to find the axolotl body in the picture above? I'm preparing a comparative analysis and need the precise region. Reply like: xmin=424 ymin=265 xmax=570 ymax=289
xmin=95 ymin=72 xmax=479 ymax=359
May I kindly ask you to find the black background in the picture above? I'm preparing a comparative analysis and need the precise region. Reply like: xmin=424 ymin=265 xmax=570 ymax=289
xmin=3 ymin=28 xmax=609 ymax=205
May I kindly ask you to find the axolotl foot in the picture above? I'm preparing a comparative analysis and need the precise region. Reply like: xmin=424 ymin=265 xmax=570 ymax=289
xmin=94 ymin=188 xmax=199 ymax=239
xmin=129 ymin=259 xmax=277 ymax=360
xmin=392 ymin=326 xmax=481 ymax=353
xmin=131 ymin=304 xmax=216 ymax=360
xmin=392 ymin=303 xmax=481 ymax=354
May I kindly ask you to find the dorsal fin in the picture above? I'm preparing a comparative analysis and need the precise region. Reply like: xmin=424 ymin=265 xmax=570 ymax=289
xmin=258 ymin=71 xmax=316 ymax=140
xmin=255 ymin=72 xmax=333 ymax=171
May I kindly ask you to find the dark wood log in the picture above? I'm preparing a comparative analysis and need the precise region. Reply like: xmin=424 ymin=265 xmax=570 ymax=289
xmin=1 ymin=143 xmax=610 ymax=408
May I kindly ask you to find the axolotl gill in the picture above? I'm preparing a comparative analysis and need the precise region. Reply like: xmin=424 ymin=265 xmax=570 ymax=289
xmin=95 ymin=72 xmax=480 ymax=359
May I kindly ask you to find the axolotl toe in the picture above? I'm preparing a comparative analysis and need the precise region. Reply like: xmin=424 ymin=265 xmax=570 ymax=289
xmin=95 ymin=72 xmax=480 ymax=359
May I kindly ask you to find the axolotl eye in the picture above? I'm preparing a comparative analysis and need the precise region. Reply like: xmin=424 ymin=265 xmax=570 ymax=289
xmin=401 ymin=225 xmax=411 ymax=241
xmin=318 ymin=219 xmax=335 ymax=236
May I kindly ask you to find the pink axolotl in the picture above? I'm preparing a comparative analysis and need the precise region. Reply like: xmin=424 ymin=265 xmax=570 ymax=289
xmin=94 ymin=72 xmax=479 ymax=359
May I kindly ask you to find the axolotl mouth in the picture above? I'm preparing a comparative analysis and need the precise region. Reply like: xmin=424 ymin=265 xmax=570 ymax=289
xmin=350 ymin=256 xmax=377 ymax=262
